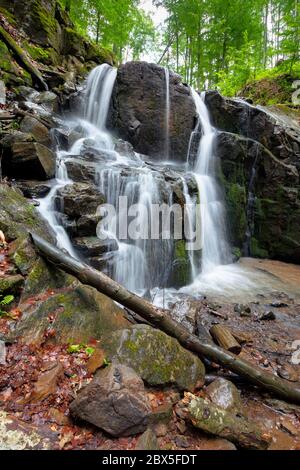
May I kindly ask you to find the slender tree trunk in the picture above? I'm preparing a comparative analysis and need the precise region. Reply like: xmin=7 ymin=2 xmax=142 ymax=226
xmin=30 ymin=233 xmax=300 ymax=405
xmin=96 ymin=11 xmax=101 ymax=44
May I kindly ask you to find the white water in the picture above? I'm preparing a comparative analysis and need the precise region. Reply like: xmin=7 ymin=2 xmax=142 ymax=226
xmin=164 ymin=68 xmax=170 ymax=159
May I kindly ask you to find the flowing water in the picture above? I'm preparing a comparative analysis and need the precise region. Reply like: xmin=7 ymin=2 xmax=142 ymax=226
xmin=36 ymin=64 xmax=298 ymax=305
xmin=164 ymin=68 xmax=170 ymax=159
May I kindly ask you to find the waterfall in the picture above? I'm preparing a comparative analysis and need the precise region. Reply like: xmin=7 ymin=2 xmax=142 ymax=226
xmin=187 ymin=89 xmax=232 ymax=276
xmin=164 ymin=68 xmax=170 ymax=159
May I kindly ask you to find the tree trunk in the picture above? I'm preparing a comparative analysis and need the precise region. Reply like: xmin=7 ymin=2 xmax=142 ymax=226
xmin=210 ymin=324 xmax=242 ymax=355
xmin=30 ymin=233 xmax=300 ymax=405
xmin=0 ymin=25 xmax=48 ymax=91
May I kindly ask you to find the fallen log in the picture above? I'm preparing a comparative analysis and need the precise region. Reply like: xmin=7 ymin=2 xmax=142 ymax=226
xmin=0 ymin=24 xmax=48 ymax=91
xmin=30 ymin=232 xmax=300 ymax=404
xmin=185 ymin=394 xmax=270 ymax=450
xmin=210 ymin=324 xmax=242 ymax=355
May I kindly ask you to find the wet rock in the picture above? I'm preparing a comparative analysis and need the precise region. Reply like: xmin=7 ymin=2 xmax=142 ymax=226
xmin=0 ymin=81 xmax=6 ymax=106
xmin=70 ymin=364 xmax=152 ymax=437
xmin=16 ymin=283 xmax=129 ymax=345
xmin=110 ymin=61 xmax=196 ymax=162
xmin=270 ymin=301 xmax=289 ymax=308
xmin=260 ymin=311 xmax=276 ymax=321
xmin=14 ymin=180 xmax=51 ymax=199
xmin=136 ymin=428 xmax=160 ymax=450
xmin=0 ymin=274 xmax=24 ymax=296
xmin=20 ymin=116 xmax=52 ymax=147
xmin=55 ymin=183 xmax=104 ymax=219
xmin=205 ymin=378 xmax=242 ymax=412
xmin=76 ymin=214 xmax=101 ymax=237
xmin=73 ymin=237 xmax=118 ymax=257
xmin=15 ymin=86 xmax=38 ymax=102
xmin=102 ymin=324 xmax=205 ymax=391
xmin=0 ymin=341 xmax=6 ymax=366
xmin=34 ymin=91 xmax=59 ymax=113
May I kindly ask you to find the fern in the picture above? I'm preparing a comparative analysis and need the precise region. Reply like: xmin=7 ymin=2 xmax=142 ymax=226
xmin=0 ymin=295 xmax=14 ymax=306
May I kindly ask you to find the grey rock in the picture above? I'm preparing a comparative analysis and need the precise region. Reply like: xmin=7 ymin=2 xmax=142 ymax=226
xmin=136 ymin=428 xmax=160 ymax=450
xmin=0 ymin=80 xmax=6 ymax=106
xmin=20 ymin=116 xmax=51 ymax=147
xmin=34 ymin=91 xmax=59 ymax=113
xmin=206 ymin=378 xmax=242 ymax=411
xmin=0 ymin=340 xmax=6 ymax=365
xmin=70 ymin=364 xmax=152 ymax=437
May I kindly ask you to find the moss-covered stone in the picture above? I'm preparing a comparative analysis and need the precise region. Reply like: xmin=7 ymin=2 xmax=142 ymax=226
xmin=0 ymin=183 xmax=54 ymax=242
xmin=8 ymin=236 xmax=38 ymax=276
xmin=0 ymin=274 xmax=24 ymax=296
xmin=15 ymin=284 xmax=129 ymax=345
xmin=170 ymin=240 xmax=192 ymax=288
xmin=101 ymin=324 xmax=205 ymax=391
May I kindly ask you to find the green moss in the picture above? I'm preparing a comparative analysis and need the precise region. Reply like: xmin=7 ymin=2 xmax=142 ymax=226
xmin=23 ymin=41 xmax=50 ymax=62
xmin=250 ymin=237 xmax=269 ymax=258
xmin=0 ymin=8 xmax=16 ymax=26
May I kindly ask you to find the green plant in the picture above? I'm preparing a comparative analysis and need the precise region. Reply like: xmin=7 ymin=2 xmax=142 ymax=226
xmin=67 ymin=343 xmax=95 ymax=356
xmin=0 ymin=294 xmax=14 ymax=317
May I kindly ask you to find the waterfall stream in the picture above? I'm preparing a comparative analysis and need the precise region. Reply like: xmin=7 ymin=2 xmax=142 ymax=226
xmin=36 ymin=63 xmax=277 ymax=304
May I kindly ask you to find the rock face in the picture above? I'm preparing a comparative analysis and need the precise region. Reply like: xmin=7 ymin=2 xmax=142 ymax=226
xmin=110 ymin=61 xmax=196 ymax=162
xmin=70 ymin=364 xmax=152 ymax=437
xmin=101 ymin=324 xmax=205 ymax=391
xmin=205 ymin=91 xmax=300 ymax=263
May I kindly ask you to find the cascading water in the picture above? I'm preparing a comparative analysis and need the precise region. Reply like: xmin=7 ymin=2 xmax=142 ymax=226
xmin=187 ymin=89 xmax=232 ymax=276
xmin=164 ymin=68 xmax=170 ymax=159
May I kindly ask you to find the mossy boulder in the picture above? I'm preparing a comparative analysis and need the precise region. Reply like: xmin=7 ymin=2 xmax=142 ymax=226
xmin=15 ymin=284 xmax=129 ymax=345
xmin=8 ymin=236 xmax=38 ymax=275
xmin=0 ymin=184 xmax=54 ymax=242
xmin=0 ymin=274 xmax=24 ymax=296
xmin=101 ymin=324 xmax=205 ymax=391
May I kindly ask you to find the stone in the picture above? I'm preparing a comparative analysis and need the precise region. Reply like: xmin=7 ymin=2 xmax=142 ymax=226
xmin=0 ymin=80 xmax=6 ymax=105
xmin=260 ymin=311 xmax=276 ymax=321
xmin=0 ymin=274 xmax=24 ymax=296
xmin=8 ymin=235 xmax=38 ymax=275
xmin=1 ymin=184 xmax=52 ymax=243
xmin=14 ymin=180 xmax=51 ymax=199
xmin=76 ymin=214 xmax=101 ymax=237
xmin=25 ymin=362 xmax=64 ymax=403
xmin=101 ymin=324 xmax=205 ymax=391
xmin=15 ymin=284 xmax=129 ymax=345
xmin=136 ymin=428 xmax=160 ymax=450
xmin=0 ymin=411 xmax=52 ymax=450
xmin=34 ymin=91 xmax=59 ymax=113
xmin=55 ymin=183 xmax=105 ymax=219
xmin=86 ymin=348 xmax=105 ymax=375
xmin=110 ymin=61 xmax=196 ymax=162
xmin=205 ymin=378 xmax=242 ymax=412
xmin=73 ymin=237 xmax=118 ymax=257
xmin=20 ymin=116 xmax=52 ymax=147
xmin=234 ymin=304 xmax=252 ymax=317
xmin=2 ymin=140 xmax=55 ymax=180
xmin=0 ymin=341 xmax=6 ymax=366
xmin=70 ymin=364 xmax=152 ymax=437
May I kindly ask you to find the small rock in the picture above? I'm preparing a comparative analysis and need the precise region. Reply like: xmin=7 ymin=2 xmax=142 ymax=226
xmin=34 ymin=91 xmax=59 ymax=113
xmin=206 ymin=378 xmax=241 ymax=411
xmin=136 ymin=428 xmax=160 ymax=450
xmin=20 ymin=116 xmax=51 ymax=147
xmin=154 ymin=423 xmax=168 ymax=437
xmin=277 ymin=364 xmax=299 ymax=382
xmin=26 ymin=362 xmax=64 ymax=403
xmin=70 ymin=364 xmax=152 ymax=437
xmin=176 ymin=419 xmax=187 ymax=435
xmin=0 ymin=341 xmax=6 ymax=365
xmin=260 ymin=311 xmax=276 ymax=321
xmin=270 ymin=301 xmax=289 ymax=308
xmin=174 ymin=435 xmax=190 ymax=448
xmin=234 ymin=304 xmax=252 ymax=317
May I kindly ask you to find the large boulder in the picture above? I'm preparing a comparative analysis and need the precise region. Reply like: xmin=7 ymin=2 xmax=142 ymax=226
xmin=110 ymin=61 xmax=196 ymax=162
xmin=70 ymin=364 xmax=152 ymax=437
xmin=0 ymin=184 xmax=53 ymax=242
xmin=15 ymin=283 xmax=129 ymax=345
xmin=20 ymin=116 xmax=52 ymax=147
xmin=101 ymin=324 xmax=205 ymax=391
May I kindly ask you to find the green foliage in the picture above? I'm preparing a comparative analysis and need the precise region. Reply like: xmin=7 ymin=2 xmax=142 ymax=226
xmin=153 ymin=0 xmax=300 ymax=96
xmin=0 ymin=294 xmax=14 ymax=317
xmin=67 ymin=343 xmax=95 ymax=356
xmin=59 ymin=0 xmax=156 ymax=64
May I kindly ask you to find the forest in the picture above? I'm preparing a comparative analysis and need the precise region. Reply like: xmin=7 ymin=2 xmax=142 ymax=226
xmin=0 ymin=0 xmax=300 ymax=457
xmin=61 ymin=0 xmax=300 ymax=95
